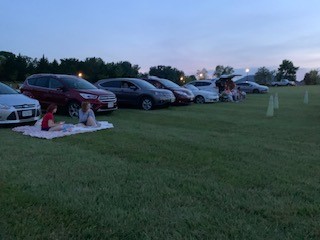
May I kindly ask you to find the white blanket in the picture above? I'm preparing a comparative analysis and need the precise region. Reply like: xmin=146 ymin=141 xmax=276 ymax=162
xmin=12 ymin=121 xmax=114 ymax=139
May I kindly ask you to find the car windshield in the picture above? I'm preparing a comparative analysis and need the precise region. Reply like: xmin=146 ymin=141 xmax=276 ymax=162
xmin=136 ymin=80 xmax=157 ymax=89
xmin=0 ymin=82 xmax=19 ymax=94
xmin=158 ymin=79 xmax=180 ymax=88
xmin=61 ymin=76 xmax=97 ymax=89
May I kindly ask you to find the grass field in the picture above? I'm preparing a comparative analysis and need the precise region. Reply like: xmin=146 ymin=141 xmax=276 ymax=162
xmin=1 ymin=86 xmax=320 ymax=239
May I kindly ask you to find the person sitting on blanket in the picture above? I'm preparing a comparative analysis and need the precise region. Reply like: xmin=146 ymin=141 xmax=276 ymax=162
xmin=78 ymin=102 xmax=100 ymax=127
xmin=41 ymin=104 xmax=65 ymax=131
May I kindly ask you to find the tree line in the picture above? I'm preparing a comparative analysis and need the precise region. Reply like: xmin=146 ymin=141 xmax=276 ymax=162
xmin=196 ymin=60 xmax=319 ymax=85
xmin=1 ymin=51 xmax=319 ymax=85
xmin=0 ymin=51 xmax=196 ymax=85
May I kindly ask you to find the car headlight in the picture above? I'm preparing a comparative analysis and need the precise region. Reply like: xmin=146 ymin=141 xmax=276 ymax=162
xmin=80 ymin=93 xmax=98 ymax=99
xmin=0 ymin=103 xmax=11 ymax=110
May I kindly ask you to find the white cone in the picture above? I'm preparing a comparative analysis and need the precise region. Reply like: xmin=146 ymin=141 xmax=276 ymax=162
xmin=304 ymin=90 xmax=309 ymax=104
xmin=274 ymin=93 xmax=279 ymax=109
xmin=266 ymin=95 xmax=274 ymax=117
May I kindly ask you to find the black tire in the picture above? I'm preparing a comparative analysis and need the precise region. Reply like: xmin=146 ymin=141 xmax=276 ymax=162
xmin=140 ymin=97 xmax=153 ymax=110
xmin=195 ymin=95 xmax=205 ymax=104
xmin=253 ymin=89 xmax=259 ymax=94
xmin=68 ymin=101 xmax=80 ymax=118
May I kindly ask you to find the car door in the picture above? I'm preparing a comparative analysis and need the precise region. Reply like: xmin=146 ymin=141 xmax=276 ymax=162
xmin=100 ymin=80 xmax=122 ymax=102
xmin=237 ymin=83 xmax=250 ymax=92
xmin=120 ymin=81 xmax=141 ymax=105
xmin=47 ymin=77 xmax=67 ymax=107
xmin=31 ymin=77 xmax=50 ymax=107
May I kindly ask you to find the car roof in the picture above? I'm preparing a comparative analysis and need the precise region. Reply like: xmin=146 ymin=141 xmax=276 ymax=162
xmin=96 ymin=78 xmax=144 ymax=84
xmin=189 ymin=80 xmax=214 ymax=83
xmin=27 ymin=73 xmax=79 ymax=79
xmin=219 ymin=74 xmax=242 ymax=79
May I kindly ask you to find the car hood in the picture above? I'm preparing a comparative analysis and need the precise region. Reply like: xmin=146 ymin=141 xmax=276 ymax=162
xmin=0 ymin=94 xmax=39 ymax=106
xmin=150 ymin=89 xmax=173 ymax=94
xmin=170 ymin=87 xmax=193 ymax=95
xmin=76 ymin=88 xmax=114 ymax=95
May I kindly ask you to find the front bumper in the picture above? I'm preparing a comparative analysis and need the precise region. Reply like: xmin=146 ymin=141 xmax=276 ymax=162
xmin=93 ymin=100 xmax=118 ymax=112
xmin=0 ymin=107 xmax=41 ymax=124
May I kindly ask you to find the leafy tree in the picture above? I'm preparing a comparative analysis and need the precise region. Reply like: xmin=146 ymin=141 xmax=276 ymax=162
xmin=149 ymin=65 xmax=184 ymax=84
xmin=15 ymin=54 xmax=32 ymax=82
xmin=35 ymin=55 xmax=51 ymax=73
xmin=50 ymin=59 xmax=60 ymax=73
xmin=303 ymin=70 xmax=320 ymax=85
xmin=196 ymin=68 xmax=208 ymax=80
xmin=185 ymin=75 xmax=197 ymax=83
xmin=276 ymin=59 xmax=299 ymax=81
xmin=104 ymin=61 xmax=140 ymax=80
xmin=213 ymin=65 xmax=234 ymax=78
xmin=254 ymin=67 xmax=275 ymax=85
xmin=82 ymin=57 xmax=106 ymax=82
xmin=59 ymin=58 xmax=80 ymax=75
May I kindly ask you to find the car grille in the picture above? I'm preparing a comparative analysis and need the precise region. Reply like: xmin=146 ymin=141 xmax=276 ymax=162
xmin=17 ymin=109 xmax=36 ymax=119
xmin=13 ymin=104 xmax=36 ymax=109
xmin=98 ymin=95 xmax=117 ymax=103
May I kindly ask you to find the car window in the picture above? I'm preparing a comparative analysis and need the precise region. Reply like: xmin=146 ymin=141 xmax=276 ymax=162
xmin=49 ymin=78 xmax=64 ymax=89
xmin=61 ymin=76 xmax=97 ymax=89
xmin=27 ymin=77 xmax=37 ymax=86
xmin=121 ymin=81 xmax=138 ymax=89
xmin=0 ymin=82 xmax=19 ymax=94
xmin=35 ymin=77 xmax=49 ymax=88
xmin=202 ymin=82 xmax=211 ymax=86
xmin=149 ymin=80 xmax=163 ymax=89
xmin=101 ymin=81 xmax=121 ymax=88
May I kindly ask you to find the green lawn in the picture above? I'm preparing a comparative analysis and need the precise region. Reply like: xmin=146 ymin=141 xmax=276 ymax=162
xmin=1 ymin=86 xmax=320 ymax=239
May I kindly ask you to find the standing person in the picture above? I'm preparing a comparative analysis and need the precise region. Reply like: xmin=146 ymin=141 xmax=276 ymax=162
xmin=41 ymin=104 xmax=64 ymax=131
xmin=78 ymin=102 xmax=100 ymax=127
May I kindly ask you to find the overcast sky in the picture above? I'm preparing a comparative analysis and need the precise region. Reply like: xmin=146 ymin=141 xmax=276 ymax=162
xmin=1 ymin=0 xmax=320 ymax=79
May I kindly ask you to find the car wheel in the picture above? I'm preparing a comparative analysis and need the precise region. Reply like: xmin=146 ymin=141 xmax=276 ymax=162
xmin=253 ymin=89 xmax=259 ymax=94
xmin=275 ymin=84 xmax=278 ymax=87
xmin=195 ymin=95 xmax=205 ymax=104
xmin=141 ymin=97 xmax=153 ymax=110
xmin=68 ymin=101 xmax=80 ymax=118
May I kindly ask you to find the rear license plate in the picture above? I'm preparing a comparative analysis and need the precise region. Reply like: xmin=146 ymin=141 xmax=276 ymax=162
xmin=108 ymin=102 xmax=114 ymax=108
xmin=22 ymin=110 xmax=32 ymax=117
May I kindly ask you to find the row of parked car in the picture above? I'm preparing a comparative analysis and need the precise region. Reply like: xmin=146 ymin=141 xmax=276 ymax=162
xmin=0 ymin=73 xmax=269 ymax=125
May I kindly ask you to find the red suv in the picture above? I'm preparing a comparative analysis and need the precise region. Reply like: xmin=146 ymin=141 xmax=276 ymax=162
xmin=21 ymin=74 xmax=117 ymax=117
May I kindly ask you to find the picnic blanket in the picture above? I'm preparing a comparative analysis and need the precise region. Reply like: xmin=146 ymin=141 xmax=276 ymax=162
xmin=12 ymin=121 xmax=114 ymax=139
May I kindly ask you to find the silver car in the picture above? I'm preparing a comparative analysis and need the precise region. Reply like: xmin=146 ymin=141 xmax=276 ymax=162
xmin=184 ymin=84 xmax=219 ymax=103
xmin=0 ymin=82 xmax=41 ymax=124
xmin=185 ymin=80 xmax=219 ymax=93
xmin=236 ymin=81 xmax=269 ymax=93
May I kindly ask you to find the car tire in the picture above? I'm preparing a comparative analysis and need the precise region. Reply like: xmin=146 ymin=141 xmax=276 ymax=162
xmin=275 ymin=84 xmax=278 ymax=87
xmin=140 ymin=97 xmax=153 ymax=110
xmin=195 ymin=95 xmax=205 ymax=104
xmin=68 ymin=101 xmax=80 ymax=118
xmin=253 ymin=89 xmax=259 ymax=94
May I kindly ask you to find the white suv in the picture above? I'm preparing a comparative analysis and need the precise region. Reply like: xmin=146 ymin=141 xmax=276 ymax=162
xmin=185 ymin=80 xmax=219 ymax=93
